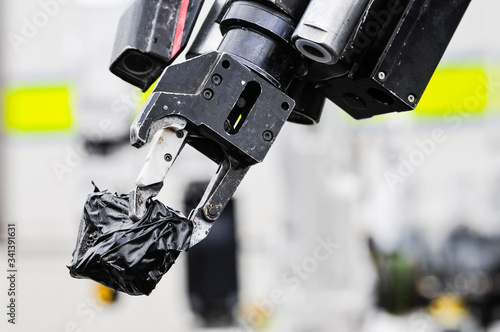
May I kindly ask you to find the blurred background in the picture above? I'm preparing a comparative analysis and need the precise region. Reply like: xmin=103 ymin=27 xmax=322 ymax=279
xmin=0 ymin=0 xmax=500 ymax=331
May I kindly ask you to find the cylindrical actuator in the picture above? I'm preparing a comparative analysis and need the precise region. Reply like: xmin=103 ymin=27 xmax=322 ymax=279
xmin=292 ymin=0 xmax=370 ymax=64
xmin=186 ymin=0 xmax=226 ymax=59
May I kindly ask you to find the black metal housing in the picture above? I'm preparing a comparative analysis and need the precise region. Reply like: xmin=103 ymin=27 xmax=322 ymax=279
xmin=131 ymin=51 xmax=295 ymax=165
xmin=286 ymin=79 xmax=325 ymax=125
xmin=237 ymin=0 xmax=310 ymax=21
xmin=187 ymin=0 xmax=226 ymax=59
xmin=218 ymin=0 xmax=303 ymax=90
xmin=318 ymin=0 xmax=471 ymax=119
xmin=110 ymin=0 xmax=204 ymax=91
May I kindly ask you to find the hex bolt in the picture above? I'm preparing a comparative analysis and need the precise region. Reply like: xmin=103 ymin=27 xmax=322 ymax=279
xmin=208 ymin=206 xmax=218 ymax=216
xmin=205 ymin=205 xmax=219 ymax=220
xmin=211 ymin=74 xmax=222 ymax=86
xmin=263 ymin=130 xmax=274 ymax=142
xmin=203 ymin=89 xmax=214 ymax=100
xmin=408 ymin=94 xmax=416 ymax=103
xmin=378 ymin=71 xmax=386 ymax=80
xmin=176 ymin=131 xmax=184 ymax=139
xmin=164 ymin=153 xmax=172 ymax=162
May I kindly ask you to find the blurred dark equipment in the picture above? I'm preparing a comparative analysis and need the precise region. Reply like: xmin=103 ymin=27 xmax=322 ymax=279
xmin=184 ymin=182 xmax=238 ymax=326
xmin=83 ymin=134 xmax=130 ymax=156
xmin=371 ymin=227 xmax=500 ymax=330
xmin=110 ymin=0 xmax=205 ymax=91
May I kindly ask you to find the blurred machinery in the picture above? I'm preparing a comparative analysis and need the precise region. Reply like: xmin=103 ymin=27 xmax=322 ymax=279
xmin=184 ymin=182 xmax=239 ymax=326
xmin=371 ymin=227 xmax=500 ymax=332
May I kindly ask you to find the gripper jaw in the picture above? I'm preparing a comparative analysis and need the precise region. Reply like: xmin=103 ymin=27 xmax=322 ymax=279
xmin=130 ymin=51 xmax=294 ymax=247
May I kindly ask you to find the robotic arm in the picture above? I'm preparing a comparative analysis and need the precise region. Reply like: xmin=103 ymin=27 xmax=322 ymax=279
xmin=109 ymin=0 xmax=470 ymax=248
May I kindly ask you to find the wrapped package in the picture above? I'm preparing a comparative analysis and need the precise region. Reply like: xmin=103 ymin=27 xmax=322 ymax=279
xmin=68 ymin=185 xmax=192 ymax=295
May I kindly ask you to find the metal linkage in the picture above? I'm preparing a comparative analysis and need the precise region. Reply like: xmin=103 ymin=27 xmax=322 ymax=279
xmin=188 ymin=155 xmax=249 ymax=247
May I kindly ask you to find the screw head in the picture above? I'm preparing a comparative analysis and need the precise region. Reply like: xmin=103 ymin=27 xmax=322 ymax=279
xmin=208 ymin=206 xmax=218 ymax=216
xmin=176 ymin=131 xmax=184 ymax=139
xmin=211 ymin=74 xmax=222 ymax=86
xmin=408 ymin=94 xmax=416 ymax=103
xmin=164 ymin=153 xmax=172 ymax=162
xmin=163 ymin=105 xmax=169 ymax=111
xmin=205 ymin=205 xmax=219 ymax=220
xmin=378 ymin=71 xmax=386 ymax=80
xmin=203 ymin=89 xmax=214 ymax=100
xmin=263 ymin=130 xmax=274 ymax=142
xmin=236 ymin=97 xmax=246 ymax=108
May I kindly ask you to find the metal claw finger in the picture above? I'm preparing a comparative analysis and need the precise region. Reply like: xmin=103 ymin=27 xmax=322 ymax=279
xmin=129 ymin=183 xmax=163 ymax=221
xmin=129 ymin=117 xmax=188 ymax=221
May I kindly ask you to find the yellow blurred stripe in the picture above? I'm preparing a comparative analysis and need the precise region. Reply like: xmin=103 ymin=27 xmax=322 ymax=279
xmin=415 ymin=65 xmax=488 ymax=116
xmin=2 ymin=85 xmax=73 ymax=132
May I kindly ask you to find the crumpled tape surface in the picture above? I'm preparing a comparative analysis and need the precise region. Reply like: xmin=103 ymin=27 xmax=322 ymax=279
xmin=68 ymin=187 xmax=192 ymax=296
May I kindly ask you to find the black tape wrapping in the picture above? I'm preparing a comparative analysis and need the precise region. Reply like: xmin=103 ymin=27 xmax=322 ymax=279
xmin=68 ymin=187 xmax=192 ymax=296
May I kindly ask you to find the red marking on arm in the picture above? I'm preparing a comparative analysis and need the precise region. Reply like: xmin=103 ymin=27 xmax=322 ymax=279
xmin=172 ymin=0 xmax=190 ymax=57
